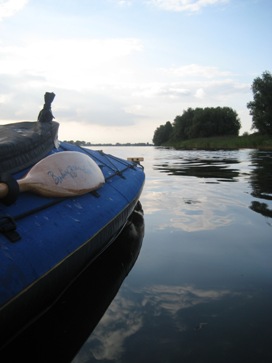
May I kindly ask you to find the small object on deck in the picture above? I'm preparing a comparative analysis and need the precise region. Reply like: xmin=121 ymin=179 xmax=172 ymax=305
xmin=37 ymin=92 xmax=55 ymax=122
xmin=127 ymin=157 xmax=144 ymax=163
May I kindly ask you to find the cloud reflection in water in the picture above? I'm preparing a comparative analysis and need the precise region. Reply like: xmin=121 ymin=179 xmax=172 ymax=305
xmin=73 ymin=149 xmax=272 ymax=363
xmin=77 ymin=284 xmax=234 ymax=362
xmin=140 ymin=150 xmax=255 ymax=232
xmin=142 ymin=183 xmax=239 ymax=232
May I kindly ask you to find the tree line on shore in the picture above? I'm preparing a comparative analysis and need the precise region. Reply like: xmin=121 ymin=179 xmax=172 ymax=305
xmin=153 ymin=71 xmax=272 ymax=146
xmin=64 ymin=141 xmax=152 ymax=147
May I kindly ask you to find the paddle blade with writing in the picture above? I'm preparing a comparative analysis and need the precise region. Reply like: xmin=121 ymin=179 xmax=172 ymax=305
xmin=18 ymin=151 xmax=105 ymax=197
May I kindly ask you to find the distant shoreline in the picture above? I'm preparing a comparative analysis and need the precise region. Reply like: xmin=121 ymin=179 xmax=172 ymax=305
xmin=63 ymin=141 xmax=153 ymax=147
xmin=63 ymin=134 xmax=272 ymax=150
xmin=162 ymin=134 xmax=272 ymax=151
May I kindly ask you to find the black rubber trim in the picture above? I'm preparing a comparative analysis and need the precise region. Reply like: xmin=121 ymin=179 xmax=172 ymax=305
xmin=0 ymin=174 xmax=19 ymax=205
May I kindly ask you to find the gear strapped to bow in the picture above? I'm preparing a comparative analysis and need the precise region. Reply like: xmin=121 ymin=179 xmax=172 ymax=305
xmin=37 ymin=92 xmax=55 ymax=122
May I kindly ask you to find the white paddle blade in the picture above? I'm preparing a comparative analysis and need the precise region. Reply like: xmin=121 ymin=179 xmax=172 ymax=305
xmin=19 ymin=151 xmax=105 ymax=197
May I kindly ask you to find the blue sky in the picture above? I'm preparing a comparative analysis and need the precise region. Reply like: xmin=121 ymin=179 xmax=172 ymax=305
xmin=0 ymin=0 xmax=271 ymax=143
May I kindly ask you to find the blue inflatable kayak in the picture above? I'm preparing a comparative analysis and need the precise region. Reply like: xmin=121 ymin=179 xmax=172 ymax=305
xmin=0 ymin=95 xmax=145 ymax=348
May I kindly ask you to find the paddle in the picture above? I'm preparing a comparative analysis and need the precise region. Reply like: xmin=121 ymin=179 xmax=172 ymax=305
xmin=0 ymin=151 xmax=105 ymax=201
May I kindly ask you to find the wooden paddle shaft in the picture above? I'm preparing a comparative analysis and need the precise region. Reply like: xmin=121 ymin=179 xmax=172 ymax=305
xmin=0 ymin=183 xmax=9 ymax=198
xmin=0 ymin=179 xmax=28 ymax=197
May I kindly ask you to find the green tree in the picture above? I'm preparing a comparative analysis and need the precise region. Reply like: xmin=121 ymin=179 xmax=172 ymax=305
xmin=153 ymin=121 xmax=173 ymax=145
xmin=172 ymin=107 xmax=240 ymax=140
xmin=247 ymin=71 xmax=272 ymax=135
xmin=172 ymin=108 xmax=194 ymax=140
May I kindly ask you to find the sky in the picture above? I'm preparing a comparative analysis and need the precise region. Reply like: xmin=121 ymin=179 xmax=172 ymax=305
xmin=0 ymin=0 xmax=271 ymax=144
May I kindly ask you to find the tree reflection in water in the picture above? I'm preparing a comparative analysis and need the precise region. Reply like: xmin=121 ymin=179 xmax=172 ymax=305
xmin=154 ymin=153 xmax=240 ymax=182
xmin=250 ymin=151 xmax=272 ymax=219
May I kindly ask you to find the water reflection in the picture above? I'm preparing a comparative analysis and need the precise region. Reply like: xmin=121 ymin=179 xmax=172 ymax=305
xmin=73 ymin=283 xmax=234 ymax=362
xmin=143 ymin=186 xmax=234 ymax=232
xmin=250 ymin=201 xmax=272 ymax=218
xmin=144 ymin=150 xmax=243 ymax=231
xmin=74 ymin=147 xmax=272 ymax=363
xmin=249 ymin=151 xmax=272 ymax=219
xmin=74 ymin=281 xmax=270 ymax=363
xmin=79 ymin=294 xmax=143 ymax=362
xmin=148 ymin=149 xmax=272 ymax=231
xmin=154 ymin=151 xmax=240 ymax=182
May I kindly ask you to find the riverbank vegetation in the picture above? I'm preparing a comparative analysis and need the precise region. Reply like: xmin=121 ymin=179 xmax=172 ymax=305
xmin=163 ymin=133 xmax=272 ymax=150
xmin=153 ymin=71 xmax=272 ymax=150
xmin=64 ymin=140 xmax=152 ymax=147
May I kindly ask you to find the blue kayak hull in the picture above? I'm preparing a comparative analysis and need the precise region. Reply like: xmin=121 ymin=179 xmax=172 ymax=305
xmin=0 ymin=141 xmax=145 ymax=347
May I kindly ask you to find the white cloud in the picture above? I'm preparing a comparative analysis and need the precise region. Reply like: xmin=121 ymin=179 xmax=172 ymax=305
xmin=0 ymin=0 xmax=28 ymax=21
xmin=123 ymin=103 xmax=144 ymax=115
xmin=114 ymin=0 xmax=133 ymax=5
xmin=148 ymin=0 xmax=228 ymax=12
xmin=163 ymin=64 xmax=232 ymax=78
xmin=0 ymin=37 xmax=143 ymax=89
xmin=195 ymin=88 xmax=205 ymax=98
xmin=0 ymin=53 xmax=252 ymax=142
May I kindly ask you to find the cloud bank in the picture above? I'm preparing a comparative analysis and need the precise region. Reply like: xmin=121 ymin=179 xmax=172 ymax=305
xmin=0 ymin=0 xmax=28 ymax=21
xmin=1 ymin=0 xmax=267 ymax=142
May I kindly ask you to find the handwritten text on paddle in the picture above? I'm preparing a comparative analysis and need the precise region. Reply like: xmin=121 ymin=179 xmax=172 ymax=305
xmin=48 ymin=165 xmax=92 ymax=185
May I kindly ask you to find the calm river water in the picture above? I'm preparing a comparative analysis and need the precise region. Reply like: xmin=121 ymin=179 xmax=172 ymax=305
xmin=73 ymin=146 xmax=272 ymax=363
